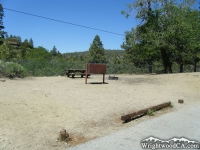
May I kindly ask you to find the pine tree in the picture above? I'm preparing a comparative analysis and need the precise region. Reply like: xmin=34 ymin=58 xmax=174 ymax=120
xmin=16 ymin=36 xmax=22 ymax=43
xmin=24 ymin=39 xmax=28 ymax=43
xmin=21 ymin=39 xmax=32 ymax=49
xmin=29 ymin=38 xmax=34 ymax=48
xmin=112 ymin=53 xmax=121 ymax=64
xmin=50 ymin=46 xmax=58 ymax=56
xmin=88 ymin=35 xmax=106 ymax=63
xmin=5 ymin=33 xmax=8 ymax=39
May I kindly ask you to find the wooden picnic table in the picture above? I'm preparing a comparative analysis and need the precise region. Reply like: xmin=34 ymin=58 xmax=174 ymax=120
xmin=66 ymin=69 xmax=90 ymax=78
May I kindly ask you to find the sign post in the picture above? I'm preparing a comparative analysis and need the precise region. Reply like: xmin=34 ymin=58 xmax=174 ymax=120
xmin=85 ymin=63 xmax=88 ymax=84
xmin=85 ymin=63 xmax=106 ymax=84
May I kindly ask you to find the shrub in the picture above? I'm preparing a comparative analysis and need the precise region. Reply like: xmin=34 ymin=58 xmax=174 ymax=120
xmin=0 ymin=60 xmax=26 ymax=78
xmin=169 ymin=103 xmax=174 ymax=108
xmin=147 ymin=109 xmax=154 ymax=116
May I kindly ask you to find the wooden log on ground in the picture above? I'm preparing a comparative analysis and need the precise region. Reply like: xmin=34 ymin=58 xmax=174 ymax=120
xmin=121 ymin=101 xmax=171 ymax=122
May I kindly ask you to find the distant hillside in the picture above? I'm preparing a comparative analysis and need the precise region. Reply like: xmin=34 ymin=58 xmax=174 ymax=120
xmin=63 ymin=49 xmax=125 ymax=57
xmin=105 ymin=49 xmax=124 ymax=59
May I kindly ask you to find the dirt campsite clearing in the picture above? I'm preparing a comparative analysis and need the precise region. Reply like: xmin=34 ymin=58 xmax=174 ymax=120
xmin=0 ymin=73 xmax=200 ymax=150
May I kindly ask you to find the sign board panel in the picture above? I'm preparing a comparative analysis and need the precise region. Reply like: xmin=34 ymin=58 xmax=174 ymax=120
xmin=87 ymin=63 xmax=106 ymax=74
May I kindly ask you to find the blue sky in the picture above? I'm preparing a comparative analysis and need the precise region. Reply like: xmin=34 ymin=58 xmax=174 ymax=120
xmin=1 ymin=0 xmax=139 ymax=53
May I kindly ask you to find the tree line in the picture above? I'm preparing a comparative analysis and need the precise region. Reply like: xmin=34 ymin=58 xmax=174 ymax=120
xmin=121 ymin=0 xmax=200 ymax=73
xmin=0 ymin=1 xmax=200 ymax=77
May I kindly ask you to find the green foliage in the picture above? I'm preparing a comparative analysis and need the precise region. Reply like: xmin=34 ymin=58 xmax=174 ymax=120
xmin=88 ymin=35 xmax=106 ymax=63
xmin=50 ymin=46 xmax=59 ymax=57
xmin=121 ymin=29 xmax=147 ymax=65
xmin=25 ymin=46 xmax=51 ymax=62
xmin=21 ymin=39 xmax=33 ymax=49
xmin=0 ymin=60 xmax=26 ymax=78
xmin=4 ymin=33 xmax=8 ymax=39
xmin=105 ymin=49 xmax=124 ymax=62
xmin=147 ymin=109 xmax=154 ymax=116
xmin=29 ymin=38 xmax=34 ymax=48
xmin=0 ymin=1 xmax=199 ymax=76
xmin=122 ymin=0 xmax=199 ymax=73
xmin=169 ymin=103 xmax=173 ymax=108
xmin=16 ymin=36 xmax=22 ymax=43
xmin=111 ymin=53 xmax=121 ymax=64
xmin=163 ymin=5 xmax=200 ymax=72
xmin=63 ymin=49 xmax=124 ymax=63
xmin=18 ymin=61 xmax=86 ymax=76
xmin=0 ymin=42 xmax=17 ymax=60
xmin=0 ymin=60 xmax=197 ymax=77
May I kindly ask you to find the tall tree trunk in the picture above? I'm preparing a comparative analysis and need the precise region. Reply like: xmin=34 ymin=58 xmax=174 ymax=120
xmin=161 ymin=47 xmax=172 ymax=73
xmin=148 ymin=61 xmax=153 ymax=73
xmin=194 ymin=58 xmax=197 ymax=72
xmin=147 ymin=0 xmax=151 ymax=11
xmin=161 ymin=48 xmax=167 ymax=73
xmin=180 ymin=63 xmax=183 ymax=73
xmin=169 ymin=62 xmax=172 ymax=73
xmin=147 ymin=0 xmax=152 ymax=17
xmin=194 ymin=52 xmax=197 ymax=72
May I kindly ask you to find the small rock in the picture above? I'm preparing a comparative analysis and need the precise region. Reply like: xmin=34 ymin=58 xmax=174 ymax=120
xmin=59 ymin=129 xmax=69 ymax=142
xmin=178 ymin=99 xmax=184 ymax=104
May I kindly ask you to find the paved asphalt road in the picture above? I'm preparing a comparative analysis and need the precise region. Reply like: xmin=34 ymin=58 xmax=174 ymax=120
xmin=68 ymin=106 xmax=200 ymax=150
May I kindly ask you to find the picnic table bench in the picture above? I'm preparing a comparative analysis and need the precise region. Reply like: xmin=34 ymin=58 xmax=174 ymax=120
xmin=66 ymin=69 xmax=90 ymax=78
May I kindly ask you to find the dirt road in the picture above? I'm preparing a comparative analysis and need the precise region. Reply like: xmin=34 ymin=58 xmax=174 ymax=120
xmin=0 ymin=73 xmax=199 ymax=150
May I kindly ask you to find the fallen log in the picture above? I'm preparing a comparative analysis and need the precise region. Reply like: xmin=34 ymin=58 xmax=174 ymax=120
xmin=121 ymin=101 xmax=171 ymax=122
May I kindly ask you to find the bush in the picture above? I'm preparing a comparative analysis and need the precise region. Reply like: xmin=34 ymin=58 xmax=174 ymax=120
xmin=0 ymin=60 xmax=26 ymax=78
xmin=147 ymin=109 xmax=154 ymax=116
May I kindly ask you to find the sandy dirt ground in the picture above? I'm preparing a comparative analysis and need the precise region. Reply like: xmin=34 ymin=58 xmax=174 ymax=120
xmin=0 ymin=73 xmax=200 ymax=150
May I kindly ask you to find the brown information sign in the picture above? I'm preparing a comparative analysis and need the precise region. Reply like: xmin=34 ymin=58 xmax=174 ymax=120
xmin=85 ymin=63 xmax=106 ymax=84
xmin=87 ymin=63 xmax=106 ymax=74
